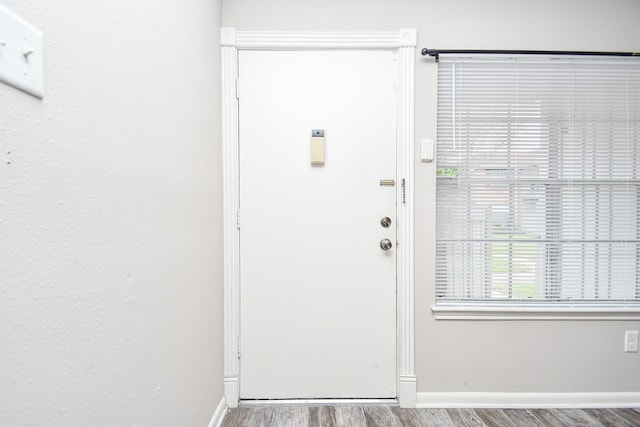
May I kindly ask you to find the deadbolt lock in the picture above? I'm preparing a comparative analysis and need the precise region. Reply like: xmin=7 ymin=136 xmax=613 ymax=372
xmin=380 ymin=217 xmax=392 ymax=228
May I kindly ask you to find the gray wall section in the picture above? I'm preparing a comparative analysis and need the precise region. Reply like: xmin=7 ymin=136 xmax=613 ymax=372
xmin=223 ymin=0 xmax=640 ymax=393
xmin=0 ymin=0 xmax=224 ymax=425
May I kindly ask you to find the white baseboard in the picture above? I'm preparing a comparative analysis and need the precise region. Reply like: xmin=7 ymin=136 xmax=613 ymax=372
xmin=416 ymin=392 xmax=640 ymax=409
xmin=208 ymin=396 xmax=228 ymax=427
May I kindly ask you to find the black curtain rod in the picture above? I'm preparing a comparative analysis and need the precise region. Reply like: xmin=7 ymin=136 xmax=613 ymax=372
xmin=421 ymin=48 xmax=640 ymax=62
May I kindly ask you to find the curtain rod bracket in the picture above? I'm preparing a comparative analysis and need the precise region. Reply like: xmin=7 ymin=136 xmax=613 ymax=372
xmin=421 ymin=48 xmax=439 ymax=62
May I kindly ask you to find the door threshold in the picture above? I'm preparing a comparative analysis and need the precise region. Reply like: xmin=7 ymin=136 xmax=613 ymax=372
xmin=239 ymin=398 xmax=399 ymax=407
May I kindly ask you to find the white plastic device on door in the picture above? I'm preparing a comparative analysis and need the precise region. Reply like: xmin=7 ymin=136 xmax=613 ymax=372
xmin=311 ymin=129 xmax=325 ymax=165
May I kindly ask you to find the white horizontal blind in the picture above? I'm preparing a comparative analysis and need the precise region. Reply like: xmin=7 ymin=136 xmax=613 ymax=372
xmin=436 ymin=56 xmax=640 ymax=303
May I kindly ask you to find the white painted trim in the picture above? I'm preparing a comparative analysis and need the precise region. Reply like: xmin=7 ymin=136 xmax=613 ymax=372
xmin=399 ymin=376 xmax=417 ymax=408
xmin=221 ymin=28 xmax=416 ymax=408
xmin=222 ymin=29 xmax=417 ymax=49
xmin=221 ymin=35 xmax=240 ymax=410
xmin=416 ymin=392 xmax=640 ymax=408
xmin=207 ymin=396 xmax=228 ymax=427
xmin=396 ymin=40 xmax=416 ymax=408
xmin=224 ymin=377 xmax=239 ymax=408
xmin=431 ymin=305 xmax=640 ymax=320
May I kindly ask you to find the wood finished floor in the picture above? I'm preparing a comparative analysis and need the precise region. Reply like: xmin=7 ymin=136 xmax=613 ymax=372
xmin=221 ymin=406 xmax=640 ymax=427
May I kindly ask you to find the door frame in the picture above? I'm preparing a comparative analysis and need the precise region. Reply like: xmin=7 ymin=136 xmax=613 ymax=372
xmin=220 ymin=28 xmax=416 ymax=408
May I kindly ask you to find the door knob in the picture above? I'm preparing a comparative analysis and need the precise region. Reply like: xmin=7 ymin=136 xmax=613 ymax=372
xmin=380 ymin=217 xmax=392 ymax=228
xmin=380 ymin=239 xmax=393 ymax=251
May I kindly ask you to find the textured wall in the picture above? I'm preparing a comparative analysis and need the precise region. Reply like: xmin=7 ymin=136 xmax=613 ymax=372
xmin=222 ymin=0 xmax=640 ymax=394
xmin=0 ymin=0 xmax=223 ymax=425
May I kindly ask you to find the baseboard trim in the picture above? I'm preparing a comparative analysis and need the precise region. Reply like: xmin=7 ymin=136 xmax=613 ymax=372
xmin=416 ymin=392 xmax=640 ymax=409
xmin=207 ymin=396 xmax=228 ymax=427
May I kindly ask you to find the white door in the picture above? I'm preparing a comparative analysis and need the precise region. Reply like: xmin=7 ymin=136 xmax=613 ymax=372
xmin=239 ymin=50 xmax=397 ymax=399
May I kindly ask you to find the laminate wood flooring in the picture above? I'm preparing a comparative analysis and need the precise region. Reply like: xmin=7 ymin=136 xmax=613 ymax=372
xmin=221 ymin=406 xmax=640 ymax=427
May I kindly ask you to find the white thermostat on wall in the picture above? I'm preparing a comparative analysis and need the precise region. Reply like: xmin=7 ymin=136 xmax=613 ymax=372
xmin=421 ymin=138 xmax=434 ymax=162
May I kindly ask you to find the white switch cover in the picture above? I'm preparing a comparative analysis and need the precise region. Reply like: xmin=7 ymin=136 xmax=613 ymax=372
xmin=625 ymin=331 xmax=639 ymax=353
xmin=0 ymin=5 xmax=43 ymax=98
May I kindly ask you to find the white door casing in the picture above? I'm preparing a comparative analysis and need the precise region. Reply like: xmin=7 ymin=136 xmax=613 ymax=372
xmin=221 ymin=28 xmax=416 ymax=407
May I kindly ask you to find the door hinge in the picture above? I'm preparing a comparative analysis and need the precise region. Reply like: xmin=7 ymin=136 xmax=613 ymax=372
xmin=235 ymin=78 xmax=240 ymax=99
xmin=236 ymin=209 xmax=241 ymax=229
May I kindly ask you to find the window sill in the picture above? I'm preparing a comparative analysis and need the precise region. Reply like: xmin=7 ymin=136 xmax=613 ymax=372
xmin=431 ymin=304 xmax=640 ymax=320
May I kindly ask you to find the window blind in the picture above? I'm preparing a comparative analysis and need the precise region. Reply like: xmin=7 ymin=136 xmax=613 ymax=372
xmin=436 ymin=56 xmax=640 ymax=303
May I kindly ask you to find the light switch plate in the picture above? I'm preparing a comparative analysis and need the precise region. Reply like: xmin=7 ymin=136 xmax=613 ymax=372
xmin=0 ymin=5 xmax=43 ymax=98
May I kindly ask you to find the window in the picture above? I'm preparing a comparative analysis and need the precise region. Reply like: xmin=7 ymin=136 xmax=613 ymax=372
xmin=435 ymin=56 xmax=640 ymax=307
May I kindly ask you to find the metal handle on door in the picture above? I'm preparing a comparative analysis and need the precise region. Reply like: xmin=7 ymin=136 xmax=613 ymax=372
xmin=380 ymin=239 xmax=393 ymax=251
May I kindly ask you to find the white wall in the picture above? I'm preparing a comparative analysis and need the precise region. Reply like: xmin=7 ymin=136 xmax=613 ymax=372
xmin=0 ymin=0 xmax=224 ymax=425
xmin=223 ymin=0 xmax=640 ymax=395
